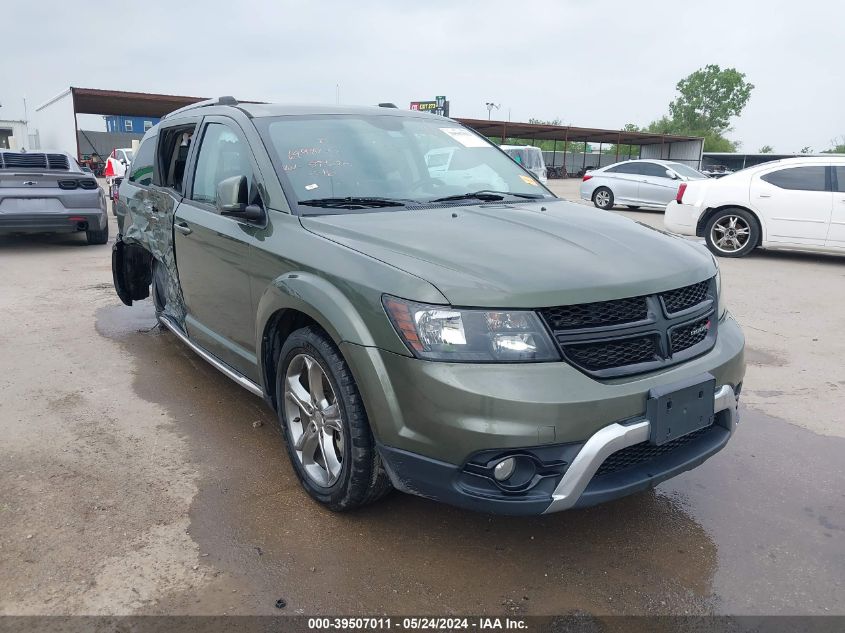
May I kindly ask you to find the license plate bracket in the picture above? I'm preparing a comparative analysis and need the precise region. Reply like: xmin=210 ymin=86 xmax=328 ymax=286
xmin=647 ymin=373 xmax=716 ymax=446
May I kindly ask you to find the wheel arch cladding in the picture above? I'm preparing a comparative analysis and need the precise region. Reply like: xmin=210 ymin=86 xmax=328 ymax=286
xmin=255 ymin=272 xmax=379 ymax=408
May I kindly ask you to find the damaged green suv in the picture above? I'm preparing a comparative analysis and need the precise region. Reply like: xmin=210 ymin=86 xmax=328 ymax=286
xmin=112 ymin=98 xmax=745 ymax=514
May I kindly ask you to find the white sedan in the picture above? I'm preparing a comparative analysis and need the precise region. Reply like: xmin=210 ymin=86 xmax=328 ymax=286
xmin=665 ymin=156 xmax=845 ymax=258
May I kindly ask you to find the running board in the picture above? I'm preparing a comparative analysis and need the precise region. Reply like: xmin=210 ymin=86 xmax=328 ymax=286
xmin=157 ymin=314 xmax=264 ymax=398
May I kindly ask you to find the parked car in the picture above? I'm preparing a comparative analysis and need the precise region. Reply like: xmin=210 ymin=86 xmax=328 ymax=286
xmin=0 ymin=149 xmax=109 ymax=244
xmin=580 ymin=159 xmax=708 ymax=210
xmin=701 ymin=164 xmax=734 ymax=178
xmin=112 ymin=98 xmax=744 ymax=515
xmin=666 ymin=156 xmax=845 ymax=258
xmin=500 ymin=145 xmax=548 ymax=184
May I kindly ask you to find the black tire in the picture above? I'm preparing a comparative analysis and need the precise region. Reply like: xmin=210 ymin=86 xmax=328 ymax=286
xmin=151 ymin=259 xmax=168 ymax=316
xmin=276 ymin=326 xmax=391 ymax=511
xmin=704 ymin=207 xmax=760 ymax=258
xmin=626 ymin=205 xmax=641 ymax=209
xmin=86 ymin=220 xmax=109 ymax=245
xmin=592 ymin=187 xmax=614 ymax=210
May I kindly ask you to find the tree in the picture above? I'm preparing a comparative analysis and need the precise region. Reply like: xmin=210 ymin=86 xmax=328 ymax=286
xmin=821 ymin=136 xmax=845 ymax=154
xmin=800 ymin=146 xmax=813 ymax=154
xmin=669 ymin=65 xmax=754 ymax=134
xmin=758 ymin=145 xmax=774 ymax=153
xmin=639 ymin=65 xmax=754 ymax=152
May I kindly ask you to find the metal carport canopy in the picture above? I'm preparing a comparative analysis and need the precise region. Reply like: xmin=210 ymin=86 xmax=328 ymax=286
xmin=455 ymin=118 xmax=701 ymax=145
xmin=70 ymin=87 xmax=205 ymax=117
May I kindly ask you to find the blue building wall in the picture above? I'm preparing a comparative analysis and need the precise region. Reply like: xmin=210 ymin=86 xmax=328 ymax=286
xmin=105 ymin=115 xmax=161 ymax=134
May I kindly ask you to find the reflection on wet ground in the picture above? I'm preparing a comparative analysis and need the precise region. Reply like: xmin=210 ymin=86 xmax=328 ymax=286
xmin=96 ymin=302 xmax=845 ymax=616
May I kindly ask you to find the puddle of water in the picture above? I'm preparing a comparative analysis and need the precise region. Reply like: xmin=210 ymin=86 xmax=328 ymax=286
xmin=95 ymin=302 xmax=845 ymax=616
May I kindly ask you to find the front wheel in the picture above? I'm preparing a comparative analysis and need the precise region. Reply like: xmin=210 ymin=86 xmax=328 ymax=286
xmin=593 ymin=187 xmax=614 ymax=210
xmin=704 ymin=208 xmax=759 ymax=258
xmin=276 ymin=326 xmax=391 ymax=511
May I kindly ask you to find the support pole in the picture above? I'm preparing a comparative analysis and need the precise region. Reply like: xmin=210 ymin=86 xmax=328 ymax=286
xmin=598 ymin=142 xmax=603 ymax=168
xmin=615 ymin=132 xmax=621 ymax=163
xmin=562 ymin=130 xmax=569 ymax=177
xmin=551 ymin=139 xmax=557 ymax=168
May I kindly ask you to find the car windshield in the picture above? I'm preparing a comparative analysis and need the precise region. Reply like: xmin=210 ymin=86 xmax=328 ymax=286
xmin=256 ymin=114 xmax=553 ymax=212
xmin=668 ymin=162 xmax=706 ymax=179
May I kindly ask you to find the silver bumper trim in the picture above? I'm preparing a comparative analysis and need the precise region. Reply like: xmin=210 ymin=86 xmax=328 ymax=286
xmin=543 ymin=384 xmax=738 ymax=513
xmin=158 ymin=314 xmax=265 ymax=398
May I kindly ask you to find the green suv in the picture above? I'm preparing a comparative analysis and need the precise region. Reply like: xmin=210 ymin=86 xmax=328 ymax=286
xmin=112 ymin=98 xmax=745 ymax=515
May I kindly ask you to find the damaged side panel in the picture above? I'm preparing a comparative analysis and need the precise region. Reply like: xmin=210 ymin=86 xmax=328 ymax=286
xmin=112 ymin=125 xmax=191 ymax=327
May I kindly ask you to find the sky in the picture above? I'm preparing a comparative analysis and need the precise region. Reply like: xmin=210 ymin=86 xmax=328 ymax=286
xmin=1 ymin=0 xmax=842 ymax=153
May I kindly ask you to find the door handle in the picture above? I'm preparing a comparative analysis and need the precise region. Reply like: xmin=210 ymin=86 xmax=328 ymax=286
xmin=174 ymin=222 xmax=192 ymax=235
xmin=759 ymin=193 xmax=772 ymax=198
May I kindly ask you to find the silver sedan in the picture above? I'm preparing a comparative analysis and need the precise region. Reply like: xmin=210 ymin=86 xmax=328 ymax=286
xmin=579 ymin=159 xmax=707 ymax=211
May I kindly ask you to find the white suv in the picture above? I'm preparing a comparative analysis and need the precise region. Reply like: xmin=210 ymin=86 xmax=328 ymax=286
xmin=665 ymin=156 xmax=845 ymax=258
xmin=580 ymin=159 xmax=707 ymax=210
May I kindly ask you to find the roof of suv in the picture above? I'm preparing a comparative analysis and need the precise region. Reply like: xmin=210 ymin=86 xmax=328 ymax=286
xmin=165 ymin=98 xmax=445 ymax=121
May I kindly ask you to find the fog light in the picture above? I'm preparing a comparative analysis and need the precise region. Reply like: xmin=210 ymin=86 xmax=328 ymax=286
xmin=493 ymin=457 xmax=515 ymax=482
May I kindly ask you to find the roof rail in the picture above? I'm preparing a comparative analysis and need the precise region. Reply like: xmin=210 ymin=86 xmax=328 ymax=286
xmin=377 ymin=102 xmax=398 ymax=108
xmin=163 ymin=96 xmax=239 ymax=119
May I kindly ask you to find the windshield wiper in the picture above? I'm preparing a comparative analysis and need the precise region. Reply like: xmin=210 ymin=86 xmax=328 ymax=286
xmin=298 ymin=197 xmax=408 ymax=210
xmin=430 ymin=190 xmax=545 ymax=203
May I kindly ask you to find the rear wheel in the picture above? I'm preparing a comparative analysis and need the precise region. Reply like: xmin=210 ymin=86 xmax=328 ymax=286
xmin=86 ymin=220 xmax=109 ymax=245
xmin=276 ymin=326 xmax=391 ymax=511
xmin=704 ymin=208 xmax=759 ymax=258
xmin=593 ymin=187 xmax=614 ymax=210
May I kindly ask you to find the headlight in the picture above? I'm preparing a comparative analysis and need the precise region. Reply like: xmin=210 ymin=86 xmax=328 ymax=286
xmin=383 ymin=296 xmax=559 ymax=362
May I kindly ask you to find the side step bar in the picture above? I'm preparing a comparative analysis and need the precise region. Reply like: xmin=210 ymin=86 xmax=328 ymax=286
xmin=157 ymin=314 xmax=264 ymax=398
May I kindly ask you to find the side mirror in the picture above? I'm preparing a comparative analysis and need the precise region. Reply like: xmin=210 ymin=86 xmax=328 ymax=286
xmin=216 ymin=175 xmax=264 ymax=222
xmin=666 ymin=169 xmax=678 ymax=179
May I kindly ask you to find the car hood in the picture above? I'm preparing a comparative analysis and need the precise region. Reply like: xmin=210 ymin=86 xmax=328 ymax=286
xmin=300 ymin=200 xmax=716 ymax=308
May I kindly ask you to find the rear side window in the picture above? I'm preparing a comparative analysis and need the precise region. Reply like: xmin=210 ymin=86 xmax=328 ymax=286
xmin=606 ymin=164 xmax=638 ymax=174
xmin=834 ymin=167 xmax=845 ymax=193
xmin=129 ymin=135 xmax=156 ymax=186
xmin=761 ymin=166 xmax=827 ymax=191
xmin=157 ymin=125 xmax=197 ymax=192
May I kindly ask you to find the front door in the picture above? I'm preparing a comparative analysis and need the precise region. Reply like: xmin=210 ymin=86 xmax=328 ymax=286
xmin=826 ymin=166 xmax=845 ymax=249
xmin=636 ymin=162 xmax=679 ymax=207
xmin=752 ymin=165 xmax=832 ymax=245
xmin=174 ymin=117 xmax=262 ymax=379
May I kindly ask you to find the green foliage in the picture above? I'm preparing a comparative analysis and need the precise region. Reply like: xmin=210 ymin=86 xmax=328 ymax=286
xmin=758 ymin=145 xmax=774 ymax=153
xmin=669 ymin=65 xmax=754 ymax=134
xmin=799 ymin=146 xmax=813 ymax=154
xmin=821 ymin=136 xmax=845 ymax=154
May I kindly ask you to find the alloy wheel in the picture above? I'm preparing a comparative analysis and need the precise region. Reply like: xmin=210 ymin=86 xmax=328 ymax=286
xmin=595 ymin=190 xmax=611 ymax=208
xmin=710 ymin=215 xmax=751 ymax=253
xmin=283 ymin=353 xmax=345 ymax=488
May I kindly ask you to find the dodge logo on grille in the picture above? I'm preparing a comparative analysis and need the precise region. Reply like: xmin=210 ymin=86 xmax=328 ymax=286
xmin=689 ymin=320 xmax=711 ymax=338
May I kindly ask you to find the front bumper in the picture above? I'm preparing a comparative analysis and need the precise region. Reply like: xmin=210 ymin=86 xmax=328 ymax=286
xmin=0 ymin=210 xmax=107 ymax=233
xmin=342 ymin=312 xmax=744 ymax=514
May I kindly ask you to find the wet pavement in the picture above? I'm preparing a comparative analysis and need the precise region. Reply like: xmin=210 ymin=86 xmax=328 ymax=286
xmin=96 ymin=301 xmax=845 ymax=616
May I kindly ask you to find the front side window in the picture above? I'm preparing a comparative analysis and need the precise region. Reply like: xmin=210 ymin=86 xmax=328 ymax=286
xmin=255 ymin=114 xmax=553 ymax=213
xmin=639 ymin=162 xmax=670 ymax=178
xmin=128 ymin=135 xmax=156 ymax=185
xmin=761 ymin=166 xmax=827 ymax=192
xmin=192 ymin=123 xmax=252 ymax=205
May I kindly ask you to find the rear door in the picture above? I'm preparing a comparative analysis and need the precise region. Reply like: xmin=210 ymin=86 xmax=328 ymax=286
xmin=173 ymin=116 xmax=262 ymax=378
xmin=601 ymin=163 xmax=641 ymax=204
xmin=826 ymin=166 xmax=845 ymax=249
xmin=751 ymin=165 xmax=832 ymax=245
xmin=636 ymin=162 xmax=679 ymax=207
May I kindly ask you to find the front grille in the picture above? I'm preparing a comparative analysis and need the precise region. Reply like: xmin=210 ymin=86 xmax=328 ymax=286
xmin=662 ymin=280 xmax=708 ymax=314
xmin=670 ymin=316 xmax=711 ymax=353
xmin=0 ymin=152 xmax=70 ymax=171
xmin=540 ymin=296 xmax=647 ymax=330
xmin=564 ymin=336 xmax=658 ymax=371
xmin=594 ymin=424 xmax=713 ymax=477
xmin=540 ymin=277 xmax=716 ymax=377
